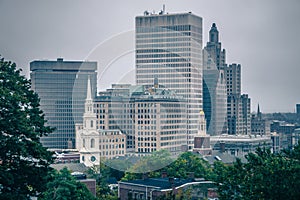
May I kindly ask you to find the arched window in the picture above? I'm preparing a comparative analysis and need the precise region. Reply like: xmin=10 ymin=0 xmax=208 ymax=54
xmin=83 ymin=139 xmax=86 ymax=148
xmin=91 ymin=138 xmax=95 ymax=148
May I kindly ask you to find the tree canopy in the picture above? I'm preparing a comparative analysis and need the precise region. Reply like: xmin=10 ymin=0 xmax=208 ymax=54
xmin=0 ymin=58 xmax=53 ymax=199
xmin=212 ymin=145 xmax=300 ymax=200
xmin=122 ymin=151 xmax=211 ymax=181
xmin=40 ymin=168 xmax=95 ymax=200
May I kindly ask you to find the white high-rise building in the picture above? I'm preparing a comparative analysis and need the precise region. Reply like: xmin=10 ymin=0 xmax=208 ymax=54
xmin=135 ymin=11 xmax=203 ymax=149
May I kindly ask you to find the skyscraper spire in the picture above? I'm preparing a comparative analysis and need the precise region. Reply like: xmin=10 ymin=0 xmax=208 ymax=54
xmin=209 ymin=23 xmax=219 ymax=43
xmin=257 ymin=103 xmax=262 ymax=120
xmin=86 ymin=75 xmax=92 ymax=101
xmin=84 ymin=76 xmax=94 ymax=115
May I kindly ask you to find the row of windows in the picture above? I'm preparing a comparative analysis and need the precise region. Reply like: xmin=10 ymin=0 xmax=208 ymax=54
xmin=137 ymin=148 xmax=156 ymax=153
xmin=136 ymin=31 xmax=191 ymax=39
xmin=136 ymin=58 xmax=191 ymax=64
xmin=137 ymin=42 xmax=192 ymax=49
xmin=100 ymin=150 xmax=125 ymax=156
xmin=137 ymin=25 xmax=192 ymax=32
xmin=137 ymin=66 xmax=193 ymax=72
xmin=100 ymin=144 xmax=125 ymax=149
xmin=137 ymin=37 xmax=191 ymax=43
xmin=137 ymin=142 xmax=156 ymax=147
xmin=136 ymin=48 xmax=192 ymax=54
xmin=137 ymin=62 xmax=192 ymax=68
xmin=136 ymin=52 xmax=191 ymax=59
xmin=137 ymin=137 xmax=156 ymax=141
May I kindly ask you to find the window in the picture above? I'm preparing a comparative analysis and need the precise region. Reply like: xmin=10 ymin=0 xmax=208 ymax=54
xmin=83 ymin=139 xmax=85 ymax=148
xmin=91 ymin=138 xmax=95 ymax=148
xmin=91 ymin=156 xmax=96 ymax=162
xmin=91 ymin=120 xmax=94 ymax=128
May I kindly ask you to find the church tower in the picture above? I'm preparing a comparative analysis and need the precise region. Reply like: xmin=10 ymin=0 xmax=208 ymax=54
xmin=83 ymin=76 xmax=97 ymax=130
xmin=75 ymin=76 xmax=100 ymax=167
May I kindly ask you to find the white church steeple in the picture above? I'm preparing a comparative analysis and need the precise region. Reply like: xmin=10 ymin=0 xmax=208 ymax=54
xmin=83 ymin=76 xmax=97 ymax=130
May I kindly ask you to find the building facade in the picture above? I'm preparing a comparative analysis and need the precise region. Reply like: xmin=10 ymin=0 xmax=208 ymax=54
xmin=297 ymin=104 xmax=300 ymax=118
xmin=210 ymin=134 xmax=272 ymax=156
xmin=225 ymin=64 xmax=251 ymax=135
xmin=251 ymin=104 xmax=271 ymax=136
xmin=75 ymin=78 xmax=126 ymax=167
xmin=94 ymin=83 xmax=187 ymax=155
xmin=135 ymin=11 xmax=203 ymax=149
xmin=203 ymin=23 xmax=227 ymax=135
xmin=30 ymin=58 xmax=97 ymax=149
xmin=193 ymin=111 xmax=212 ymax=155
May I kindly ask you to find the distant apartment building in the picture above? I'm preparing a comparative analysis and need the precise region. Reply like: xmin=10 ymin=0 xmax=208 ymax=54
xmin=75 ymin=78 xmax=126 ymax=167
xmin=271 ymin=120 xmax=297 ymax=150
xmin=297 ymin=104 xmax=300 ymax=118
xmin=94 ymin=82 xmax=188 ymax=155
xmin=30 ymin=58 xmax=97 ymax=149
xmin=135 ymin=11 xmax=203 ymax=149
xmin=203 ymin=23 xmax=227 ymax=136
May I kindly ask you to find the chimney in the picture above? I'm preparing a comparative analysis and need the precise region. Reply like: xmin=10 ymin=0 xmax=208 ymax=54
xmin=161 ymin=171 xmax=167 ymax=178
xmin=220 ymin=142 xmax=225 ymax=153
xmin=142 ymin=173 xmax=148 ymax=180
xmin=168 ymin=177 xmax=174 ymax=185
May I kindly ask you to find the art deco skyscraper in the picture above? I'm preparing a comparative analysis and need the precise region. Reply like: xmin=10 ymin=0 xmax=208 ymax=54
xmin=135 ymin=11 xmax=203 ymax=149
xmin=30 ymin=58 xmax=97 ymax=149
xmin=203 ymin=23 xmax=227 ymax=135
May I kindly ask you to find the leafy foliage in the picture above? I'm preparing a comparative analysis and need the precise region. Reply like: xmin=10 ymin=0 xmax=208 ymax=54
xmin=213 ymin=145 xmax=300 ymax=200
xmin=87 ymin=162 xmax=122 ymax=200
xmin=0 ymin=57 xmax=53 ymax=199
xmin=40 ymin=168 xmax=95 ymax=200
xmin=122 ymin=151 xmax=211 ymax=181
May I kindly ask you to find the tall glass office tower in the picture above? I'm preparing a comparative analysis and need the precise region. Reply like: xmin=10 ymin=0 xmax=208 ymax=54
xmin=203 ymin=23 xmax=227 ymax=135
xmin=30 ymin=58 xmax=97 ymax=149
xmin=135 ymin=12 xmax=203 ymax=149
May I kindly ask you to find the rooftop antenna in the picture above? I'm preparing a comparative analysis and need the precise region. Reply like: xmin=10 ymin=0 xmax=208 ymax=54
xmin=163 ymin=4 xmax=165 ymax=13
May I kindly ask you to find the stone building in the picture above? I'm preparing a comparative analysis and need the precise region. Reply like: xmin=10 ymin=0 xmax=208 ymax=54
xmin=94 ymin=82 xmax=188 ymax=156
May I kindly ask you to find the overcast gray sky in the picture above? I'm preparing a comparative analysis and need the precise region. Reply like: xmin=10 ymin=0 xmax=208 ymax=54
xmin=1 ymin=0 xmax=299 ymax=113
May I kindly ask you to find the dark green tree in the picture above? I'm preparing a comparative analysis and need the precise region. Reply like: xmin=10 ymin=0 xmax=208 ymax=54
xmin=213 ymin=145 xmax=300 ymax=200
xmin=163 ymin=152 xmax=211 ymax=179
xmin=122 ymin=151 xmax=211 ymax=181
xmin=0 ymin=57 xmax=53 ymax=199
xmin=40 ymin=168 xmax=95 ymax=200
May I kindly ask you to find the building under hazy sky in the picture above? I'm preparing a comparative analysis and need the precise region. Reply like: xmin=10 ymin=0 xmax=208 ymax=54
xmin=30 ymin=58 xmax=97 ymax=149
xmin=1 ymin=0 xmax=300 ymax=112
xmin=136 ymin=11 xmax=203 ymax=149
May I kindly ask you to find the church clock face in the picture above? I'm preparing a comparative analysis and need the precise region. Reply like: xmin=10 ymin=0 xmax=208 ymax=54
xmin=91 ymin=156 xmax=96 ymax=162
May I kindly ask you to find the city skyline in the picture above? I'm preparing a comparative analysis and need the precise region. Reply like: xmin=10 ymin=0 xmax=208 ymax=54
xmin=1 ymin=0 xmax=300 ymax=112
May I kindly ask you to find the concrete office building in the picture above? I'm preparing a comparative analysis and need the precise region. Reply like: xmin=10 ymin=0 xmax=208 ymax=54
xmin=94 ymin=82 xmax=187 ymax=155
xmin=135 ymin=11 xmax=203 ymax=149
xmin=203 ymin=23 xmax=227 ymax=135
xmin=30 ymin=58 xmax=97 ymax=149
xmin=210 ymin=134 xmax=272 ymax=156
